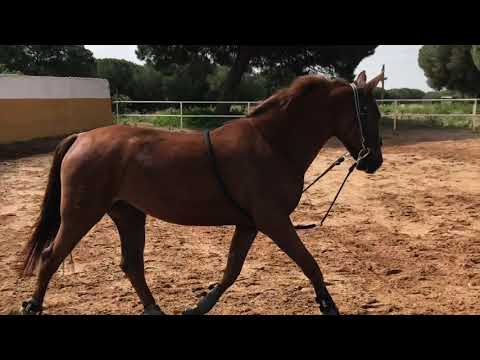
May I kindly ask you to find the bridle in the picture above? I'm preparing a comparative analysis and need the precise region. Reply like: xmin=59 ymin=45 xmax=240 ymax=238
xmin=297 ymin=82 xmax=381 ymax=228
xmin=351 ymin=83 xmax=371 ymax=162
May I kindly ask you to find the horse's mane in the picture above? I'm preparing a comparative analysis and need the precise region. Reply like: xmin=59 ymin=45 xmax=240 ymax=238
xmin=248 ymin=75 xmax=349 ymax=117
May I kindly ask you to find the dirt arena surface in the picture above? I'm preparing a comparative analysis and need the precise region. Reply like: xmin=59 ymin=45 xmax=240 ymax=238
xmin=1 ymin=128 xmax=479 ymax=315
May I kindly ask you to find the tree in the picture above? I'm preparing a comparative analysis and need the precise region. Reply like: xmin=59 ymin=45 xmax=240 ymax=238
xmin=373 ymin=88 xmax=425 ymax=99
xmin=96 ymin=58 xmax=165 ymax=113
xmin=96 ymin=58 xmax=141 ymax=97
xmin=160 ymin=58 xmax=215 ymax=101
xmin=0 ymin=45 xmax=96 ymax=77
xmin=261 ymin=67 xmax=298 ymax=94
xmin=423 ymin=90 xmax=459 ymax=99
xmin=131 ymin=65 xmax=164 ymax=102
xmin=207 ymin=66 xmax=268 ymax=101
xmin=136 ymin=45 xmax=378 ymax=113
xmin=472 ymin=45 xmax=480 ymax=71
xmin=0 ymin=63 xmax=22 ymax=74
xmin=418 ymin=45 xmax=480 ymax=97
xmin=235 ymin=72 xmax=268 ymax=101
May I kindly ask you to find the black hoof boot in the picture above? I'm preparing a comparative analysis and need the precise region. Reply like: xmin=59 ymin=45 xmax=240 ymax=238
xmin=316 ymin=296 xmax=340 ymax=316
xmin=182 ymin=286 xmax=222 ymax=316
xmin=142 ymin=304 xmax=166 ymax=315
xmin=182 ymin=306 xmax=204 ymax=316
xmin=20 ymin=299 xmax=43 ymax=315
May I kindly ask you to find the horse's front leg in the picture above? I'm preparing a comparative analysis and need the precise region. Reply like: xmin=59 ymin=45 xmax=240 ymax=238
xmin=183 ymin=225 xmax=257 ymax=315
xmin=258 ymin=215 xmax=340 ymax=315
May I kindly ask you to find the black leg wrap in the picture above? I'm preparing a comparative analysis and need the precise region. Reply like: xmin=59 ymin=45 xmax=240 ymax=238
xmin=21 ymin=299 xmax=43 ymax=315
xmin=316 ymin=295 xmax=340 ymax=315
xmin=142 ymin=303 xmax=166 ymax=315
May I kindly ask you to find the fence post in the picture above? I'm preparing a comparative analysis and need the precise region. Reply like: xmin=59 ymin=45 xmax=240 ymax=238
xmin=115 ymin=101 xmax=119 ymax=123
xmin=473 ymin=99 xmax=477 ymax=131
xmin=180 ymin=102 xmax=183 ymax=129
xmin=247 ymin=102 xmax=251 ymax=114
xmin=393 ymin=100 xmax=398 ymax=132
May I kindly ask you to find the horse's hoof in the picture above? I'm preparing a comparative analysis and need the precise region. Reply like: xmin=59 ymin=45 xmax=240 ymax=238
xmin=317 ymin=297 xmax=340 ymax=316
xmin=182 ymin=307 xmax=203 ymax=316
xmin=320 ymin=306 xmax=340 ymax=316
xmin=20 ymin=300 xmax=43 ymax=315
xmin=142 ymin=304 xmax=166 ymax=315
xmin=183 ymin=286 xmax=221 ymax=315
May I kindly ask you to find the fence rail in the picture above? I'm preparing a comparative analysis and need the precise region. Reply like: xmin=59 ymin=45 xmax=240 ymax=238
xmin=113 ymin=98 xmax=479 ymax=132
xmin=377 ymin=98 xmax=478 ymax=102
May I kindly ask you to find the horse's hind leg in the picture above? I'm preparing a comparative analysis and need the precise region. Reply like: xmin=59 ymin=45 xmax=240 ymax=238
xmin=23 ymin=211 xmax=106 ymax=315
xmin=183 ymin=225 xmax=257 ymax=315
xmin=108 ymin=201 xmax=163 ymax=315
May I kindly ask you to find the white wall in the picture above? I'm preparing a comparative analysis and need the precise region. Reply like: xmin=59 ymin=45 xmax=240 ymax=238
xmin=0 ymin=75 xmax=110 ymax=99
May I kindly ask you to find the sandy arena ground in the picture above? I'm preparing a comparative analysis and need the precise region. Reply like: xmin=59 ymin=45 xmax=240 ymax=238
xmin=0 ymin=128 xmax=479 ymax=315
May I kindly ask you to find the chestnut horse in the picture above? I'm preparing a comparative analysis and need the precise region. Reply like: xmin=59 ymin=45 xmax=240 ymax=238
xmin=19 ymin=71 xmax=384 ymax=315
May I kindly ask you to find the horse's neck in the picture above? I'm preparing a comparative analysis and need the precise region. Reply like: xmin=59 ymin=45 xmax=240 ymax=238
xmin=251 ymin=108 xmax=333 ymax=177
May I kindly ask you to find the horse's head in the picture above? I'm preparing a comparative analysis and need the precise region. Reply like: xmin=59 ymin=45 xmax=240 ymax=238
xmin=333 ymin=71 xmax=384 ymax=174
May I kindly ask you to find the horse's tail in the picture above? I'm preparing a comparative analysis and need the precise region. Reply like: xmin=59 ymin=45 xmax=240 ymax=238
xmin=19 ymin=134 xmax=78 ymax=276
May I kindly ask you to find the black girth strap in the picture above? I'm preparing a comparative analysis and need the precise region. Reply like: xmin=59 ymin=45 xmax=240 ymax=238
xmin=203 ymin=130 xmax=255 ymax=225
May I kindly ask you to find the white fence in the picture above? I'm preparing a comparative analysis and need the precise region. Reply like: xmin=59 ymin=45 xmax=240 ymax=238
xmin=377 ymin=98 xmax=478 ymax=131
xmin=113 ymin=98 xmax=479 ymax=131
xmin=113 ymin=101 xmax=262 ymax=129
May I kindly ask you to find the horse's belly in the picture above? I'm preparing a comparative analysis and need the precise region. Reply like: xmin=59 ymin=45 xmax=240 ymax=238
xmin=118 ymin=168 xmax=245 ymax=226
xmin=133 ymin=193 xmax=236 ymax=225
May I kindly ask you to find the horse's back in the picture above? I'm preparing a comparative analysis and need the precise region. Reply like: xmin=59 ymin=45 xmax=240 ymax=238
xmin=79 ymin=124 xmax=200 ymax=145
xmin=74 ymin=125 xmax=237 ymax=224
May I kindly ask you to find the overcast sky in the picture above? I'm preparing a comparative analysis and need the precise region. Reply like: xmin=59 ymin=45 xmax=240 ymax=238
xmin=85 ymin=45 xmax=431 ymax=91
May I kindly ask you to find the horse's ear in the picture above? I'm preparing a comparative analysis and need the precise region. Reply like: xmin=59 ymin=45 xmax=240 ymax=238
xmin=365 ymin=72 xmax=385 ymax=94
xmin=354 ymin=71 xmax=367 ymax=87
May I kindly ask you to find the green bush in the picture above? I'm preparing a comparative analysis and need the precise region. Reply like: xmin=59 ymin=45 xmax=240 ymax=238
xmin=373 ymin=88 xmax=426 ymax=100
xmin=116 ymin=106 xmax=246 ymax=130
xmin=377 ymin=101 xmax=475 ymax=129
xmin=379 ymin=102 xmax=473 ymax=115
xmin=116 ymin=103 xmax=476 ymax=131
xmin=380 ymin=114 xmax=473 ymax=129
xmin=423 ymin=90 xmax=460 ymax=99
xmin=0 ymin=63 xmax=22 ymax=74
